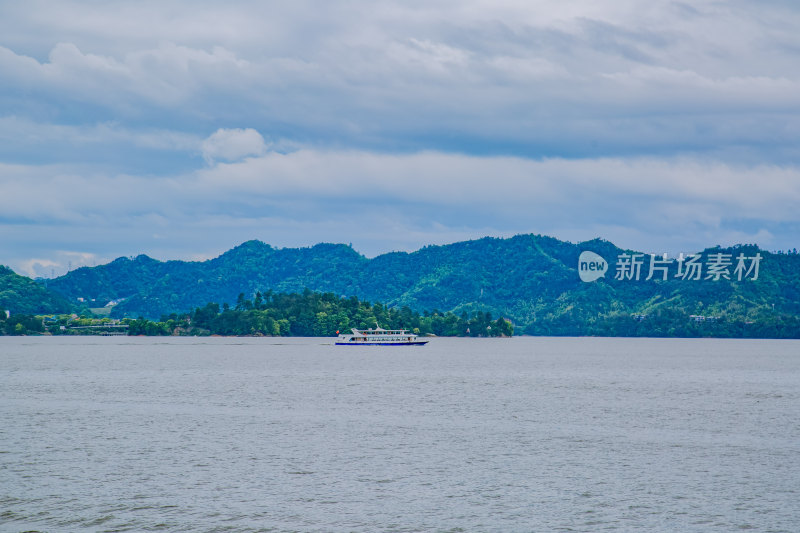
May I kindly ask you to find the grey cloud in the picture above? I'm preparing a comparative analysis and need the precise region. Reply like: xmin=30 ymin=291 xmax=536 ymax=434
xmin=2 ymin=151 xmax=798 ymax=267
xmin=1 ymin=1 xmax=799 ymax=161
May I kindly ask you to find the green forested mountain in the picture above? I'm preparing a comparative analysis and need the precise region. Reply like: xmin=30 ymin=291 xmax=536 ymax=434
xmin=0 ymin=265 xmax=73 ymax=315
xmin=40 ymin=234 xmax=800 ymax=336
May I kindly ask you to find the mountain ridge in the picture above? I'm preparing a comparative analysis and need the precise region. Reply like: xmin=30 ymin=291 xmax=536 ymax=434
xmin=0 ymin=265 xmax=73 ymax=315
xmin=30 ymin=234 xmax=800 ymax=336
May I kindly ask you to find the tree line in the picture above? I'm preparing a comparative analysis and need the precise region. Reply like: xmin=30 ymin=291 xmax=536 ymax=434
xmin=124 ymin=289 xmax=515 ymax=337
xmin=0 ymin=312 xmax=45 ymax=335
xmin=524 ymin=306 xmax=800 ymax=338
xmin=5 ymin=287 xmax=798 ymax=338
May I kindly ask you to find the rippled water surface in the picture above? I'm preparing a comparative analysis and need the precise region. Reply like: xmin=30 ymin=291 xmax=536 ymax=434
xmin=1 ymin=336 xmax=799 ymax=532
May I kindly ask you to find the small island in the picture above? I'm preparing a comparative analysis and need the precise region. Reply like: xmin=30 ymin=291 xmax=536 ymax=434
xmin=1 ymin=290 xmax=514 ymax=338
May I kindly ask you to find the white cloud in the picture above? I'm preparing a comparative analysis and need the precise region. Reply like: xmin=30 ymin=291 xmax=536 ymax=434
xmin=0 ymin=116 xmax=201 ymax=152
xmin=191 ymin=150 xmax=800 ymax=221
xmin=201 ymin=128 xmax=268 ymax=164
xmin=5 ymin=151 xmax=800 ymax=226
xmin=0 ymin=41 xmax=251 ymax=110
xmin=17 ymin=258 xmax=60 ymax=278
xmin=16 ymin=251 xmax=102 ymax=278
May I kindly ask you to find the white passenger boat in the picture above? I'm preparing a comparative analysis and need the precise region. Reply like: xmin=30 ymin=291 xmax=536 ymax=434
xmin=335 ymin=327 xmax=428 ymax=346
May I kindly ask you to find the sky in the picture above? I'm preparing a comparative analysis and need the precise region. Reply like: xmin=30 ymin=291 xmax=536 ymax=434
xmin=1 ymin=0 xmax=799 ymax=277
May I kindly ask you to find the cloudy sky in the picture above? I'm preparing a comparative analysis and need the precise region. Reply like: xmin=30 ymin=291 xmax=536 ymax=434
xmin=2 ymin=0 xmax=799 ymax=277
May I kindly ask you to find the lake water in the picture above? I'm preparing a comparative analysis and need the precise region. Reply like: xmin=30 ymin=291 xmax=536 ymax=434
xmin=1 ymin=336 xmax=799 ymax=532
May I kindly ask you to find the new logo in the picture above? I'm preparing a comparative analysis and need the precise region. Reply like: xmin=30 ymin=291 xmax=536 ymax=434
xmin=578 ymin=251 xmax=608 ymax=282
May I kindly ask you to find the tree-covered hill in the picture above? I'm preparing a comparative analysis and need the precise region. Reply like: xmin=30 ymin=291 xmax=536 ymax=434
xmin=39 ymin=234 xmax=800 ymax=336
xmin=46 ymin=240 xmax=368 ymax=318
xmin=125 ymin=290 xmax=513 ymax=338
xmin=0 ymin=265 xmax=73 ymax=315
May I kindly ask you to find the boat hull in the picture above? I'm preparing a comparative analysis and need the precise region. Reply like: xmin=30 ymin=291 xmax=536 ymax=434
xmin=335 ymin=341 xmax=428 ymax=346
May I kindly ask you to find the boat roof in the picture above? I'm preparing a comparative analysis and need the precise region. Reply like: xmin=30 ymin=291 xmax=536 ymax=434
xmin=350 ymin=327 xmax=412 ymax=335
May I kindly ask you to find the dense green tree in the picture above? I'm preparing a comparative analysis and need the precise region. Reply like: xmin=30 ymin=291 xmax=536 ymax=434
xmin=0 ymin=312 xmax=45 ymax=335
xmin=0 ymin=266 xmax=73 ymax=315
xmin=114 ymin=290 xmax=516 ymax=338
